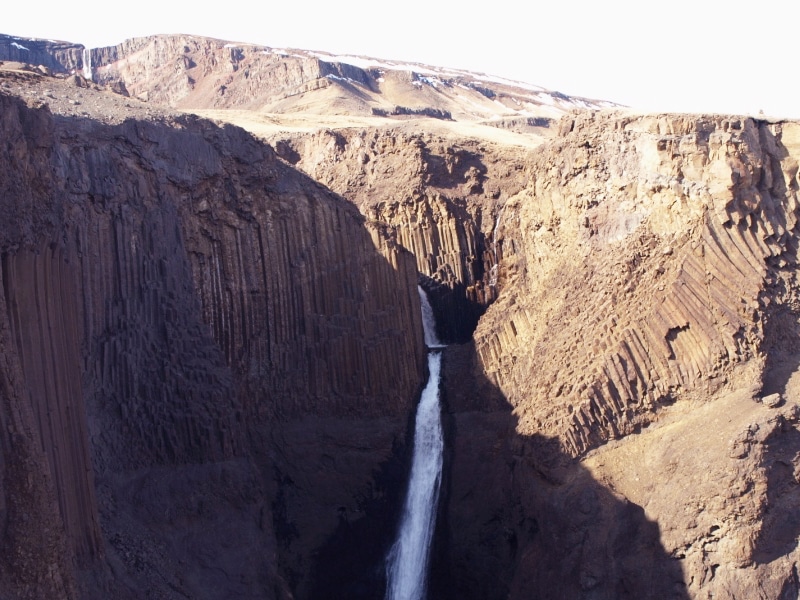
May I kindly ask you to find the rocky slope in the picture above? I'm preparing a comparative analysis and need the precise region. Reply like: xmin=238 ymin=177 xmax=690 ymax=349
xmin=0 ymin=33 xmax=614 ymax=131
xmin=480 ymin=112 xmax=800 ymax=456
xmin=83 ymin=35 xmax=613 ymax=122
xmin=0 ymin=67 xmax=425 ymax=599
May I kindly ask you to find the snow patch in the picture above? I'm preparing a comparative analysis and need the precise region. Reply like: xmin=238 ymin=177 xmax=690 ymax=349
xmin=267 ymin=48 xmax=616 ymax=108
xmin=262 ymin=49 xmax=305 ymax=59
xmin=325 ymin=74 xmax=359 ymax=84
xmin=471 ymin=74 xmax=546 ymax=92
xmin=419 ymin=76 xmax=444 ymax=88
xmin=308 ymin=51 xmax=464 ymax=78
xmin=11 ymin=42 xmax=29 ymax=51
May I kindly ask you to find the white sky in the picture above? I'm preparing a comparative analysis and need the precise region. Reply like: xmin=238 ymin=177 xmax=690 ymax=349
xmin=4 ymin=0 xmax=799 ymax=119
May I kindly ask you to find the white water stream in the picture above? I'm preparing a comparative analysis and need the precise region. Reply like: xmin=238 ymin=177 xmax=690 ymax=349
xmin=385 ymin=287 xmax=445 ymax=600
xmin=82 ymin=48 xmax=92 ymax=81
xmin=488 ymin=204 xmax=506 ymax=287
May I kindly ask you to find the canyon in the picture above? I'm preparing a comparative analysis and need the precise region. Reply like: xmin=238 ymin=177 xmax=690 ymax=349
xmin=0 ymin=32 xmax=799 ymax=599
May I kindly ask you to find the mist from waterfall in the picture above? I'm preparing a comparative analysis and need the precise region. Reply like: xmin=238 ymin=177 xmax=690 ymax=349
xmin=384 ymin=287 xmax=445 ymax=600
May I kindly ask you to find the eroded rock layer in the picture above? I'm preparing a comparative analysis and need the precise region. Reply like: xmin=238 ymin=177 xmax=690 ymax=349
xmin=0 ymin=76 xmax=425 ymax=599
xmin=77 ymin=34 xmax=611 ymax=121
xmin=0 ymin=34 xmax=84 ymax=74
xmin=478 ymin=112 xmax=800 ymax=456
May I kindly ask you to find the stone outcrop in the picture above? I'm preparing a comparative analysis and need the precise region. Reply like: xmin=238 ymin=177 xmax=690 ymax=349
xmin=437 ymin=111 xmax=800 ymax=598
xmin=0 ymin=34 xmax=84 ymax=74
xmin=273 ymin=127 xmax=538 ymax=340
xmin=0 ymin=71 xmax=425 ymax=599
xmin=88 ymin=35 xmax=362 ymax=110
xmin=7 ymin=33 xmax=615 ymax=122
xmin=477 ymin=111 xmax=800 ymax=456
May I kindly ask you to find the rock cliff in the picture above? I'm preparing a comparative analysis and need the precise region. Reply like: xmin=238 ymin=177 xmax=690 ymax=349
xmin=272 ymin=127 xmax=537 ymax=339
xmin=479 ymin=112 xmax=800 ymax=456
xmin=0 ymin=69 xmax=425 ymax=599
xmin=0 ymin=34 xmax=84 ymax=74
xmin=43 ymin=33 xmax=613 ymax=123
xmin=437 ymin=111 xmax=800 ymax=599
xmin=255 ymin=107 xmax=800 ymax=599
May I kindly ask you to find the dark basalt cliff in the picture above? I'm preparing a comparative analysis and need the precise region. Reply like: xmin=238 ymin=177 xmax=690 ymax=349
xmin=0 ymin=82 xmax=425 ymax=599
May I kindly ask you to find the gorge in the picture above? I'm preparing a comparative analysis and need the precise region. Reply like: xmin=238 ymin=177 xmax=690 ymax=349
xmin=0 ymin=32 xmax=799 ymax=600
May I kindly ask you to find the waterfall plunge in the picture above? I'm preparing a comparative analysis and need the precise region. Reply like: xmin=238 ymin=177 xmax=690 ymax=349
xmin=385 ymin=287 xmax=444 ymax=600
xmin=418 ymin=285 xmax=443 ymax=348
xmin=82 ymin=48 xmax=92 ymax=81
xmin=489 ymin=203 xmax=506 ymax=287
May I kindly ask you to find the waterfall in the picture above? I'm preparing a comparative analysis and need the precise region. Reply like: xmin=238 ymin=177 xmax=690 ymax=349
xmin=82 ymin=47 xmax=92 ymax=81
xmin=489 ymin=203 xmax=506 ymax=287
xmin=418 ymin=285 xmax=443 ymax=348
xmin=385 ymin=287 xmax=445 ymax=600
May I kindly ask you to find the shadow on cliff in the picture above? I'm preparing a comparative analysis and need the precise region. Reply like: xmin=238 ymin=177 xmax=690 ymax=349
xmin=428 ymin=340 xmax=690 ymax=600
xmin=0 ymin=97 xmax=430 ymax=600
xmin=758 ymin=354 xmax=800 ymax=568
xmin=753 ymin=269 xmax=800 ymax=569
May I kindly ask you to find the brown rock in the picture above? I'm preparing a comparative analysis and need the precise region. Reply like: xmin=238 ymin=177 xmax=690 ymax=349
xmin=0 ymin=72 xmax=425 ymax=599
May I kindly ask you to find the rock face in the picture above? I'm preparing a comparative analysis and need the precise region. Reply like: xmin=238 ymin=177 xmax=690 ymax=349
xmin=0 ymin=34 xmax=84 ymax=73
xmin=274 ymin=127 xmax=537 ymax=340
xmin=0 ymin=71 xmax=425 ymax=599
xmin=50 ymin=34 xmax=613 ymax=121
xmin=436 ymin=112 xmax=800 ymax=599
xmin=478 ymin=112 xmax=800 ymax=456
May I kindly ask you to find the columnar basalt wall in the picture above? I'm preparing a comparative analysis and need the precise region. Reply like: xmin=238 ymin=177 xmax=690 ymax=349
xmin=475 ymin=112 xmax=800 ymax=457
xmin=437 ymin=112 xmax=800 ymax=600
xmin=0 ymin=87 xmax=425 ymax=599
xmin=3 ymin=247 xmax=103 ymax=564
xmin=275 ymin=128 xmax=537 ymax=339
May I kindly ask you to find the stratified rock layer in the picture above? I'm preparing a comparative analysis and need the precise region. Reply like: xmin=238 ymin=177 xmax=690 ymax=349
xmin=80 ymin=34 xmax=610 ymax=120
xmin=0 ymin=34 xmax=84 ymax=74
